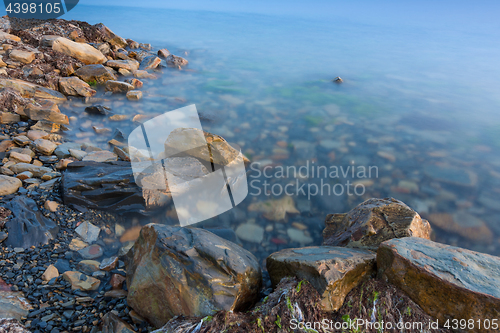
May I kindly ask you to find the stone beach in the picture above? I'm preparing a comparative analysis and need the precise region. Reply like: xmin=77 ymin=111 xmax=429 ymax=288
xmin=0 ymin=14 xmax=499 ymax=333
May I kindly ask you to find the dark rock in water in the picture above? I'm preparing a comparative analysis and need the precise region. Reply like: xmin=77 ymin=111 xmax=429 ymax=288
xmin=75 ymin=64 xmax=117 ymax=84
xmin=323 ymin=197 xmax=431 ymax=250
xmin=53 ymin=259 xmax=72 ymax=274
xmin=61 ymin=161 xmax=162 ymax=214
xmin=85 ymin=105 xmax=111 ymax=116
xmin=126 ymin=224 xmax=262 ymax=328
xmin=3 ymin=196 xmax=59 ymax=248
xmin=165 ymin=54 xmax=188 ymax=67
xmin=333 ymin=76 xmax=343 ymax=83
xmin=378 ymin=237 xmax=500 ymax=333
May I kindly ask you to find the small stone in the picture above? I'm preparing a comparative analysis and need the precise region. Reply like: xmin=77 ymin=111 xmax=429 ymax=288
xmin=115 ymin=224 xmax=125 ymax=237
xmin=59 ymin=77 xmax=96 ymax=97
xmin=99 ymin=256 xmax=118 ymax=271
xmin=0 ymin=111 xmax=21 ymax=124
xmin=34 ymin=139 xmax=57 ymax=155
xmin=16 ymin=171 xmax=32 ymax=180
xmin=78 ymin=244 xmax=103 ymax=260
xmin=105 ymin=60 xmax=139 ymax=72
xmin=109 ymin=273 xmax=126 ymax=290
xmin=9 ymin=152 xmax=32 ymax=163
xmin=75 ymin=221 xmax=101 ymax=244
xmin=41 ymin=265 xmax=59 ymax=281
xmin=166 ymin=54 xmax=188 ymax=67
xmin=84 ymin=105 xmax=111 ymax=116
xmin=235 ymin=223 xmax=264 ymax=243
xmin=133 ymin=70 xmax=156 ymax=79
xmin=104 ymin=80 xmax=134 ymax=93
xmin=9 ymin=50 xmax=35 ymax=64
xmin=13 ymin=135 xmax=30 ymax=146
xmin=333 ymin=76 xmax=343 ymax=83
xmin=44 ymin=200 xmax=60 ymax=212
xmin=41 ymin=172 xmax=60 ymax=181
xmin=82 ymin=150 xmax=118 ymax=163
xmin=108 ymin=114 xmax=128 ymax=121
xmin=69 ymin=149 xmax=87 ymax=160
xmin=287 ymin=228 xmax=313 ymax=245
xmin=141 ymin=55 xmax=161 ymax=70
xmin=69 ymin=238 xmax=89 ymax=251
xmin=55 ymin=159 xmax=73 ymax=170
xmin=0 ymin=175 xmax=22 ymax=195
xmin=76 ymin=260 xmax=100 ymax=275
xmin=124 ymin=78 xmax=143 ymax=89
xmin=62 ymin=271 xmax=101 ymax=291
xmin=377 ymin=151 xmax=396 ymax=162
xmin=157 ymin=49 xmax=170 ymax=58
xmin=126 ymin=90 xmax=142 ymax=100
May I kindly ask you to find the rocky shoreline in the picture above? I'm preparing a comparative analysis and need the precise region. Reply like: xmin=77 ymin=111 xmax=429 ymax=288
xmin=1 ymin=16 xmax=499 ymax=333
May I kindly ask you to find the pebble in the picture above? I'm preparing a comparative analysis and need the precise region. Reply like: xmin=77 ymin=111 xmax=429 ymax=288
xmin=99 ymin=256 xmax=118 ymax=271
xmin=44 ymin=200 xmax=60 ymax=212
xmin=34 ymin=139 xmax=58 ymax=155
xmin=78 ymin=244 xmax=104 ymax=260
xmin=75 ymin=221 xmax=101 ymax=244
xmin=287 ymin=228 xmax=313 ymax=245
xmin=126 ymin=90 xmax=142 ymax=100
xmin=41 ymin=265 xmax=59 ymax=281
xmin=9 ymin=151 xmax=32 ymax=163
xmin=69 ymin=238 xmax=88 ymax=251
xmin=82 ymin=150 xmax=118 ymax=163
xmin=235 ymin=223 xmax=265 ymax=243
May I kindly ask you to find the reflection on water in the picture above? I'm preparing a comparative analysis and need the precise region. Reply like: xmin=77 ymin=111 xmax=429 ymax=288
xmin=57 ymin=3 xmax=500 ymax=259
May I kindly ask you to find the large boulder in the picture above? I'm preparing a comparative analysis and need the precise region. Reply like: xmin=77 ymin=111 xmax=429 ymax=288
xmin=126 ymin=224 xmax=262 ymax=327
xmin=3 ymin=196 xmax=59 ymax=248
xmin=75 ymin=64 xmax=118 ymax=84
xmin=378 ymin=237 xmax=500 ymax=333
xmin=266 ymin=246 xmax=375 ymax=311
xmin=323 ymin=197 xmax=431 ymax=249
xmin=52 ymin=37 xmax=107 ymax=64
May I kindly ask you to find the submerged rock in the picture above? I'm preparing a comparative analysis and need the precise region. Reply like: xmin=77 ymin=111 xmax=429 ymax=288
xmin=166 ymin=54 xmax=188 ymax=67
xmin=126 ymin=224 xmax=262 ymax=327
xmin=267 ymin=246 xmax=376 ymax=311
xmin=59 ymin=77 xmax=96 ymax=97
xmin=323 ymin=197 xmax=431 ymax=249
xmin=378 ymin=237 xmax=500 ymax=333
xmin=3 ymin=196 xmax=59 ymax=248
xmin=75 ymin=64 xmax=118 ymax=84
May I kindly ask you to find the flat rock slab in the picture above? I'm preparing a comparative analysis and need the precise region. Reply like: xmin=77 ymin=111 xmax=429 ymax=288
xmin=52 ymin=37 xmax=106 ymax=64
xmin=323 ymin=197 xmax=431 ymax=249
xmin=126 ymin=224 xmax=262 ymax=328
xmin=378 ymin=237 xmax=500 ymax=332
xmin=0 ymin=78 xmax=67 ymax=101
xmin=0 ymin=290 xmax=33 ymax=321
xmin=267 ymin=246 xmax=376 ymax=311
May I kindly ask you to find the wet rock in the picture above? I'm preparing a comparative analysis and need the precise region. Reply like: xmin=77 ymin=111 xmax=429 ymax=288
xmin=95 ymin=23 xmax=128 ymax=48
xmin=105 ymin=80 xmax=134 ymax=93
xmin=100 ymin=312 xmax=136 ymax=333
xmin=378 ymin=237 xmax=500 ymax=332
xmin=84 ymin=104 xmax=111 ymax=116
xmin=157 ymin=49 xmax=170 ymax=58
xmin=0 ymin=111 xmax=21 ymax=124
xmin=82 ymin=150 xmax=118 ymax=162
xmin=75 ymin=221 xmax=101 ymax=244
xmin=247 ymin=196 xmax=299 ymax=221
xmin=0 ymin=290 xmax=32 ymax=321
xmin=99 ymin=256 xmax=118 ymax=271
xmin=0 ymin=175 xmax=22 ymax=195
xmin=41 ymin=265 xmax=59 ymax=281
xmin=110 ymin=273 xmax=126 ymax=290
xmin=141 ymin=55 xmax=161 ymax=70
xmin=75 ymin=64 xmax=118 ymax=84
xmin=133 ymin=69 xmax=156 ymax=79
xmin=78 ymin=244 xmax=104 ymax=260
xmin=323 ymin=198 xmax=431 ymax=249
xmin=139 ymin=43 xmax=152 ymax=50
xmin=124 ymin=78 xmax=143 ymax=89
xmin=69 ymin=238 xmax=88 ymax=251
xmin=267 ymin=246 xmax=376 ymax=311
xmin=9 ymin=50 xmax=35 ymax=64
xmin=62 ymin=271 xmax=101 ymax=291
xmin=52 ymin=37 xmax=107 ymax=64
xmin=16 ymin=171 xmax=32 ymax=180
xmin=166 ymin=54 xmax=188 ymax=67
xmin=3 ymin=196 xmax=59 ymax=248
xmin=0 ymin=78 xmax=67 ymax=101
xmin=9 ymin=152 xmax=32 ymax=163
xmin=9 ymin=163 xmax=52 ymax=177
xmin=69 ymin=148 xmax=87 ymax=160
xmin=12 ymin=135 xmax=30 ymax=146
xmin=235 ymin=223 xmax=264 ymax=243
xmin=126 ymin=90 xmax=142 ymax=100
xmin=428 ymin=212 xmax=493 ymax=243
xmin=106 ymin=59 xmax=140 ymax=72
xmin=59 ymin=76 xmax=96 ymax=97
xmin=287 ymin=228 xmax=313 ymax=245
xmin=33 ymin=138 xmax=57 ymax=155
xmin=126 ymin=224 xmax=262 ymax=327
xmin=76 ymin=260 xmax=100 ymax=274
xmin=54 ymin=142 xmax=81 ymax=158
xmin=0 ymin=318 xmax=31 ymax=332
xmin=424 ymin=164 xmax=477 ymax=187
xmin=25 ymin=106 xmax=69 ymax=125
xmin=333 ymin=76 xmax=343 ymax=83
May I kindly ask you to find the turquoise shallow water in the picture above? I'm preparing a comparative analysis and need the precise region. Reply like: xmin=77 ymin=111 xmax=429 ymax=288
xmin=5 ymin=3 xmax=500 ymax=257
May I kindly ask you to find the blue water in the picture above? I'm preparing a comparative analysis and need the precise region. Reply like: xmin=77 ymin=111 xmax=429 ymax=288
xmin=4 ymin=2 xmax=500 ymax=255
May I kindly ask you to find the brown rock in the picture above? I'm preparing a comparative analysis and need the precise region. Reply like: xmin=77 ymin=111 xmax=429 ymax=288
xmin=267 ymin=246 xmax=376 ymax=311
xmin=126 ymin=90 xmax=142 ymax=100
xmin=157 ymin=49 xmax=170 ymax=58
xmin=34 ymin=138 xmax=57 ymax=155
xmin=378 ymin=237 xmax=500 ymax=333
xmin=59 ymin=77 xmax=96 ymax=97
xmin=106 ymin=60 xmax=140 ymax=72
xmin=9 ymin=50 xmax=35 ymax=64
xmin=104 ymin=80 xmax=134 ymax=93
xmin=133 ymin=70 xmax=156 ymax=79
xmin=55 ymin=158 xmax=73 ymax=170
xmin=44 ymin=200 xmax=60 ymax=212
xmin=0 ymin=111 xmax=21 ymax=124
xmin=110 ymin=273 xmax=126 ymax=290
xmin=52 ymin=37 xmax=107 ymax=64
xmin=0 ymin=78 xmax=67 ymax=101
xmin=323 ymin=197 xmax=431 ymax=249
xmin=9 ymin=152 xmax=32 ymax=164
xmin=126 ymin=224 xmax=262 ymax=327
xmin=141 ymin=56 xmax=161 ymax=70
xmin=9 ymin=163 xmax=52 ymax=177
xmin=16 ymin=171 xmax=32 ymax=180
xmin=95 ymin=23 xmax=128 ymax=48
xmin=75 ymin=64 xmax=118 ymax=84
xmin=0 ymin=31 xmax=21 ymax=42
xmin=82 ymin=150 xmax=118 ymax=162
xmin=124 ymin=78 xmax=143 ymax=89
xmin=62 ymin=271 xmax=101 ymax=291
xmin=428 ymin=212 xmax=493 ymax=243
xmin=99 ymin=256 xmax=118 ymax=271
xmin=119 ymin=226 xmax=142 ymax=243
xmin=27 ymin=130 xmax=49 ymax=141
xmin=166 ymin=54 xmax=188 ymax=67
xmin=0 ymin=175 xmax=22 ymax=195
xmin=41 ymin=265 xmax=59 ymax=281
xmin=0 ymin=140 xmax=14 ymax=153
xmin=100 ymin=313 xmax=135 ymax=333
